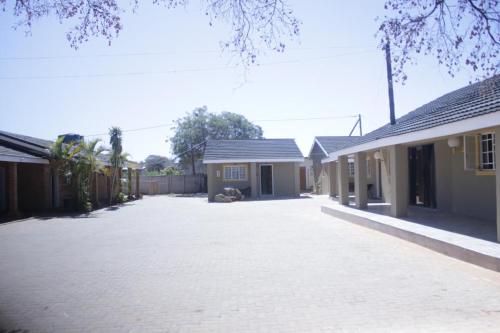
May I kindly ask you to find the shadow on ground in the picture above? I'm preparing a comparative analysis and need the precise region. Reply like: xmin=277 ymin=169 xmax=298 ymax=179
xmin=0 ymin=202 xmax=137 ymax=225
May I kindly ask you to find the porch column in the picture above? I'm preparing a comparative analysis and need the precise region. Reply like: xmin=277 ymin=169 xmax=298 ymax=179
xmin=7 ymin=163 xmax=19 ymax=217
xmin=42 ymin=164 xmax=52 ymax=210
xmin=354 ymin=152 xmax=367 ymax=209
xmin=294 ymin=162 xmax=300 ymax=196
xmin=135 ymin=170 xmax=140 ymax=198
xmin=250 ymin=163 xmax=257 ymax=198
xmin=375 ymin=159 xmax=381 ymax=198
xmin=329 ymin=162 xmax=338 ymax=197
xmin=389 ymin=145 xmax=409 ymax=217
xmin=337 ymin=155 xmax=349 ymax=205
xmin=495 ymin=126 xmax=500 ymax=242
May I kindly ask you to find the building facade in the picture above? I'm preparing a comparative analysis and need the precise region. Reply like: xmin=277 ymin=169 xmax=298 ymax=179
xmin=203 ymin=139 xmax=304 ymax=201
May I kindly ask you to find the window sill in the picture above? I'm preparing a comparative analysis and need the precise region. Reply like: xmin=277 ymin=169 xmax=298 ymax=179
xmin=475 ymin=170 xmax=495 ymax=176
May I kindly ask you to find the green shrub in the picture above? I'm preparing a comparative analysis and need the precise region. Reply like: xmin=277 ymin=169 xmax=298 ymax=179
xmin=116 ymin=192 xmax=127 ymax=204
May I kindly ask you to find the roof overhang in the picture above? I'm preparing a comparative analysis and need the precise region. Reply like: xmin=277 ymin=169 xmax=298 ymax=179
xmin=203 ymin=158 xmax=305 ymax=164
xmin=0 ymin=154 xmax=49 ymax=164
xmin=123 ymin=160 xmax=141 ymax=169
xmin=322 ymin=111 xmax=500 ymax=163
xmin=307 ymin=138 xmax=328 ymax=157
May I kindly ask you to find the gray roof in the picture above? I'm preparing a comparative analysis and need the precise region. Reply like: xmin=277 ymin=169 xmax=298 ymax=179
xmin=0 ymin=130 xmax=53 ymax=149
xmin=0 ymin=130 xmax=52 ymax=158
xmin=203 ymin=139 xmax=304 ymax=162
xmin=0 ymin=144 xmax=48 ymax=162
xmin=340 ymin=75 xmax=500 ymax=150
xmin=315 ymin=136 xmax=360 ymax=154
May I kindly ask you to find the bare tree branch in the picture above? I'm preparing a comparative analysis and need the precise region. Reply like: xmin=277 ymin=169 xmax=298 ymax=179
xmin=1 ymin=0 xmax=300 ymax=65
xmin=379 ymin=0 xmax=499 ymax=82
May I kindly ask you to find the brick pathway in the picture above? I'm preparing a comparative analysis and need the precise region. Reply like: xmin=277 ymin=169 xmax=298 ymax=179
xmin=1 ymin=195 xmax=500 ymax=332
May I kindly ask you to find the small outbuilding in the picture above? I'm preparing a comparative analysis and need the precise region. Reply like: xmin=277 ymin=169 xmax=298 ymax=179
xmin=308 ymin=136 xmax=360 ymax=195
xmin=203 ymin=139 xmax=304 ymax=201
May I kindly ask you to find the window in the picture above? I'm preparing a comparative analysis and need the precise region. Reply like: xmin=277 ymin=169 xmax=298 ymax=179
xmin=366 ymin=159 xmax=371 ymax=178
xmin=480 ymin=133 xmax=496 ymax=170
xmin=348 ymin=162 xmax=355 ymax=177
xmin=223 ymin=165 xmax=248 ymax=181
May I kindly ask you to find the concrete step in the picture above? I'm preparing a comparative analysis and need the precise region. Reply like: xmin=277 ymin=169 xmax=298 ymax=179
xmin=321 ymin=204 xmax=500 ymax=272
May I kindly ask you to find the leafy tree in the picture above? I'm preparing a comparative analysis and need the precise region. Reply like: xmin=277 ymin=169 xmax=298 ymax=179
xmin=145 ymin=166 xmax=182 ymax=176
xmin=145 ymin=155 xmax=172 ymax=172
xmin=170 ymin=107 xmax=210 ymax=175
xmin=379 ymin=0 xmax=499 ymax=82
xmin=1 ymin=0 xmax=300 ymax=64
xmin=170 ymin=106 xmax=263 ymax=174
xmin=162 ymin=166 xmax=182 ymax=176
xmin=208 ymin=111 xmax=263 ymax=140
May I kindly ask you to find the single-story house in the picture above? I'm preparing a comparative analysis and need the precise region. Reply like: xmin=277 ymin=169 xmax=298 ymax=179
xmin=322 ymin=75 xmax=500 ymax=241
xmin=0 ymin=130 xmax=141 ymax=218
xmin=203 ymin=139 xmax=304 ymax=201
xmin=0 ymin=131 xmax=53 ymax=216
xmin=308 ymin=136 xmax=360 ymax=195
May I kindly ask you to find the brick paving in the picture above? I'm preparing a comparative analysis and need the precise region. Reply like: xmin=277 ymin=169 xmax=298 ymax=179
xmin=1 ymin=195 xmax=500 ymax=332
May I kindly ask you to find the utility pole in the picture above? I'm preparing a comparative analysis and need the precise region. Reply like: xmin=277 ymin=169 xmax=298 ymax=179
xmin=385 ymin=39 xmax=396 ymax=125
xmin=358 ymin=114 xmax=363 ymax=136
xmin=348 ymin=114 xmax=363 ymax=137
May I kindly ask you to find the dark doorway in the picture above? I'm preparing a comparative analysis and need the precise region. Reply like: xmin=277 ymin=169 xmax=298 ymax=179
xmin=409 ymin=144 xmax=436 ymax=208
xmin=299 ymin=167 xmax=306 ymax=191
xmin=260 ymin=165 xmax=273 ymax=195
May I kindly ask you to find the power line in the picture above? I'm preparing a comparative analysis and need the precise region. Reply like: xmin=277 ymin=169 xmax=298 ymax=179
xmin=0 ymin=46 xmax=372 ymax=61
xmin=84 ymin=115 xmax=359 ymax=137
xmin=0 ymin=50 xmax=377 ymax=80
xmin=86 ymin=124 xmax=172 ymax=137
xmin=254 ymin=115 xmax=358 ymax=122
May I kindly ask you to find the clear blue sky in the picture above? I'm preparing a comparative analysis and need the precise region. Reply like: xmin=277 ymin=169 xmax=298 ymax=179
xmin=0 ymin=1 xmax=475 ymax=161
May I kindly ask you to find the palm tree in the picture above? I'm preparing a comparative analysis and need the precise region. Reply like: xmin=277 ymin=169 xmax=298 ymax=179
xmin=50 ymin=136 xmax=81 ymax=174
xmin=50 ymin=136 xmax=82 ymax=209
xmin=109 ymin=127 xmax=123 ymax=204
xmin=80 ymin=139 xmax=106 ymax=207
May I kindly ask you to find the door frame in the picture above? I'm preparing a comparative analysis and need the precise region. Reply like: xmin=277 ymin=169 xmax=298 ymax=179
xmin=259 ymin=164 xmax=274 ymax=196
xmin=408 ymin=144 xmax=436 ymax=208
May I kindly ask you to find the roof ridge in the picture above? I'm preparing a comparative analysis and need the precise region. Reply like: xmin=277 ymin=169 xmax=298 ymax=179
xmin=208 ymin=138 xmax=296 ymax=141
xmin=0 ymin=130 xmax=53 ymax=148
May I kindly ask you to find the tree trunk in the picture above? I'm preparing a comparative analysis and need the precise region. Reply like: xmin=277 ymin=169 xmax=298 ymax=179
xmin=191 ymin=151 xmax=196 ymax=175
xmin=109 ymin=167 xmax=116 ymax=205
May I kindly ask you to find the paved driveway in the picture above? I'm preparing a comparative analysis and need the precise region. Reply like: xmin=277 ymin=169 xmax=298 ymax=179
xmin=1 ymin=195 xmax=500 ymax=332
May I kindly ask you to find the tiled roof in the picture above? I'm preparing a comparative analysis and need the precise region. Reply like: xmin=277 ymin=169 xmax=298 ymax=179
xmin=203 ymin=139 xmax=304 ymax=162
xmin=340 ymin=75 xmax=500 ymax=150
xmin=0 ymin=130 xmax=53 ymax=149
xmin=0 ymin=144 xmax=48 ymax=162
xmin=315 ymin=136 xmax=360 ymax=154
xmin=0 ymin=130 xmax=52 ymax=158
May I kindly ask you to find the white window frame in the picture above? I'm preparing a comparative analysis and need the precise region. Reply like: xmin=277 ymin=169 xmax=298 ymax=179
xmin=479 ymin=132 xmax=496 ymax=170
xmin=348 ymin=162 xmax=355 ymax=177
xmin=223 ymin=165 xmax=248 ymax=181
